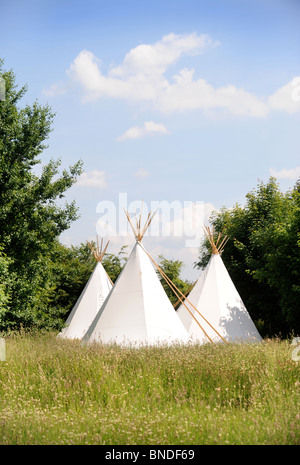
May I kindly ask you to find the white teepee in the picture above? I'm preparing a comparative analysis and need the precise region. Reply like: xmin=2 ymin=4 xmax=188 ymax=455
xmin=177 ymin=226 xmax=262 ymax=344
xmin=83 ymin=210 xmax=189 ymax=346
xmin=58 ymin=239 xmax=113 ymax=340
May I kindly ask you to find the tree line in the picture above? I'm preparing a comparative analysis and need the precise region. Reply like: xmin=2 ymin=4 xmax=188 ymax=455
xmin=195 ymin=178 xmax=300 ymax=338
xmin=0 ymin=60 xmax=299 ymax=337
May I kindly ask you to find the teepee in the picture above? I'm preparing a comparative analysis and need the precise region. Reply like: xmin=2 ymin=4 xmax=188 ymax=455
xmin=177 ymin=226 xmax=262 ymax=344
xmin=83 ymin=208 xmax=189 ymax=346
xmin=58 ymin=238 xmax=113 ymax=340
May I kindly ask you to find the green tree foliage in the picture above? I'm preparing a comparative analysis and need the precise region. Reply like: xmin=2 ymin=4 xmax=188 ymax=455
xmin=101 ymin=245 xmax=128 ymax=283
xmin=29 ymin=241 xmax=96 ymax=331
xmin=157 ymin=255 xmax=192 ymax=306
xmin=0 ymin=59 xmax=83 ymax=330
xmin=195 ymin=178 xmax=300 ymax=338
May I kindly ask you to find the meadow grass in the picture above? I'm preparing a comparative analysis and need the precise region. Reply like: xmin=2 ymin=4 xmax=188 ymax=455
xmin=0 ymin=331 xmax=299 ymax=445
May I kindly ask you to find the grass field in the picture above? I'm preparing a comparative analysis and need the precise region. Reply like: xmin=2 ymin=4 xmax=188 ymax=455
xmin=0 ymin=331 xmax=299 ymax=445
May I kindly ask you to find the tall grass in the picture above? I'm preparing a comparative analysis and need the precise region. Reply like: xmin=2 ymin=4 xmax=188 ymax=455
xmin=0 ymin=331 xmax=299 ymax=444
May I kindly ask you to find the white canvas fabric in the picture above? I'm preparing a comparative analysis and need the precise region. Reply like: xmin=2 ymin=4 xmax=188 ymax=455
xmin=177 ymin=254 xmax=262 ymax=344
xmin=58 ymin=261 xmax=113 ymax=340
xmin=83 ymin=241 xmax=189 ymax=346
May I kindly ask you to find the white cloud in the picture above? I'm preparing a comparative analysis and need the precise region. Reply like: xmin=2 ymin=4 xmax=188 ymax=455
xmin=67 ymin=33 xmax=217 ymax=104
xmin=134 ymin=168 xmax=150 ymax=178
xmin=110 ymin=32 xmax=217 ymax=78
xmin=65 ymin=33 xmax=270 ymax=117
xmin=48 ymin=32 xmax=299 ymax=118
xmin=158 ymin=70 xmax=269 ymax=116
xmin=42 ymin=82 xmax=68 ymax=97
xmin=117 ymin=121 xmax=169 ymax=141
xmin=270 ymin=166 xmax=300 ymax=180
xmin=268 ymin=77 xmax=300 ymax=113
xmin=76 ymin=170 xmax=107 ymax=188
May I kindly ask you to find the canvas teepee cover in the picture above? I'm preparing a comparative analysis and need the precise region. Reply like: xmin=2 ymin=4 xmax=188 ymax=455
xmin=58 ymin=239 xmax=113 ymax=340
xmin=177 ymin=227 xmax=262 ymax=344
xmin=84 ymin=211 xmax=189 ymax=346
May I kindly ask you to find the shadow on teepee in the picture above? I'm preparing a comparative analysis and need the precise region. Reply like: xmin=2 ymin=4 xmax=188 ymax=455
xmin=177 ymin=225 xmax=262 ymax=344
xmin=221 ymin=303 xmax=261 ymax=343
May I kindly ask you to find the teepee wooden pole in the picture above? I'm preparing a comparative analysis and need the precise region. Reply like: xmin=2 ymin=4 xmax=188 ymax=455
xmin=157 ymin=262 xmax=213 ymax=343
xmin=142 ymin=247 xmax=228 ymax=344
xmin=218 ymin=235 xmax=229 ymax=255
xmin=177 ymin=284 xmax=229 ymax=344
xmin=173 ymin=281 xmax=196 ymax=309
xmin=124 ymin=207 xmax=157 ymax=242
xmin=142 ymin=247 xmax=215 ymax=343
xmin=98 ymin=239 xmax=110 ymax=262
xmin=124 ymin=209 xmax=137 ymax=240
xmin=87 ymin=236 xmax=110 ymax=263
xmin=160 ymin=268 xmax=213 ymax=343
xmin=203 ymin=225 xmax=228 ymax=255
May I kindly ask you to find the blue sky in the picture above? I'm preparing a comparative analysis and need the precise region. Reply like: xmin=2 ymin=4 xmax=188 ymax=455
xmin=1 ymin=0 xmax=300 ymax=280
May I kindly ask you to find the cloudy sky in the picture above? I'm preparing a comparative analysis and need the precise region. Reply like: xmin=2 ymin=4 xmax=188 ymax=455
xmin=1 ymin=0 xmax=300 ymax=280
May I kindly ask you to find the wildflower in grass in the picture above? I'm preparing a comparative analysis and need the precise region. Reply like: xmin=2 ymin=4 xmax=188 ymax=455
xmin=0 ymin=333 xmax=299 ymax=445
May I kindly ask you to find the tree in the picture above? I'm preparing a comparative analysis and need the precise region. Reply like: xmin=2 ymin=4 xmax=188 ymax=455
xmin=28 ymin=241 xmax=97 ymax=331
xmin=0 ymin=59 xmax=83 ymax=330
xmin=157 ymin=255 xmax=192 ymax=306
xmin=195 ymin=178 xmax=300 ymax=337
xmin=252 ymin=181 xmax=300 ymax=331
xmin=101 ymin=245 xmax=128 ymax=283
